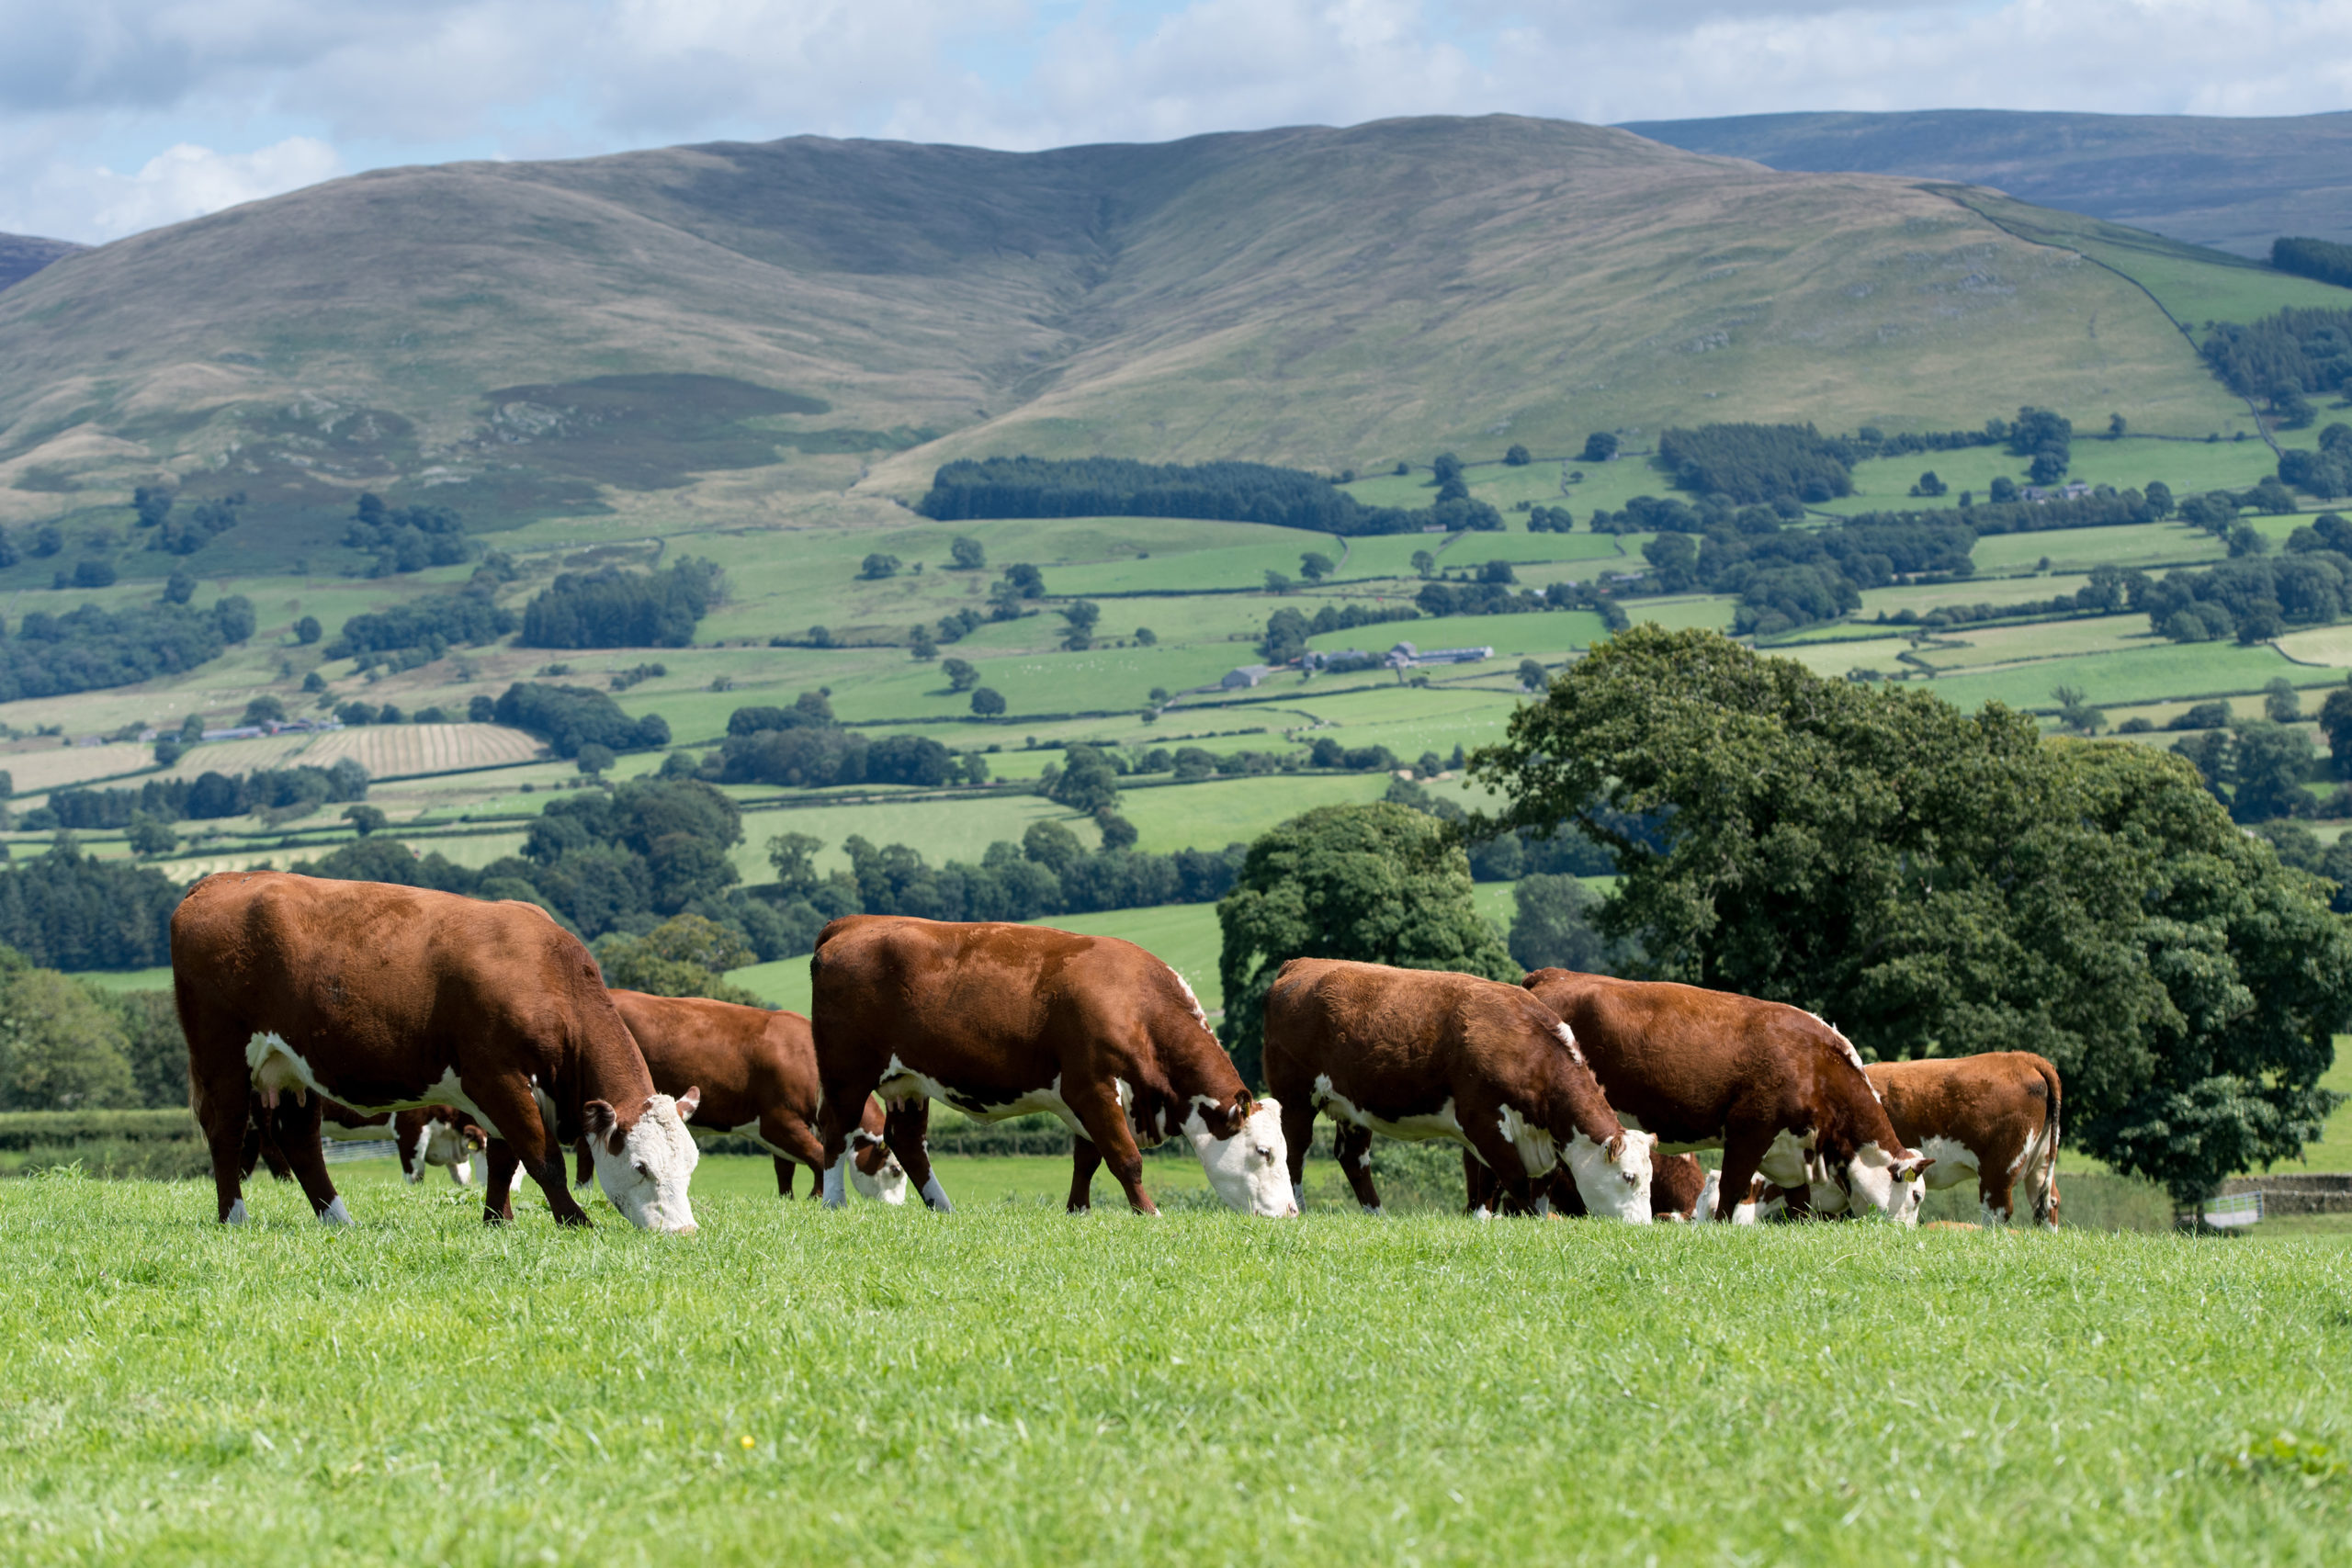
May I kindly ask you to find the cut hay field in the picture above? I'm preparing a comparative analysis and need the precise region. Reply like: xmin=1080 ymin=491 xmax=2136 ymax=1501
xmin=4 ymin=1176 xmax=2347 ymax=1568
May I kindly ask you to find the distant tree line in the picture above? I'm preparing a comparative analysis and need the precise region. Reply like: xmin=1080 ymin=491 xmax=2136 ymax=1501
xmin=2135 ymin=514 xmax=2352 ymax=643
xmin=519 ymin=558 xmax=720 ymax=649
xmin=1656 ymin=423 xmax=1853 ymax=504
xmin=345 ymin=493 xmax=470 ymax=577
xmin=0 ymin=597 xmax=254 ymax=704
xmin=1258 ymin=601 xmax=1422 ymax=662
xmin=2202 ymin=308 xmax=2352 ymax=425
xmin=2272 ymin=236 xmax=2352 ymax=291
xmin=37 ymin=761 xmax=368 ymax=832
xmin=0 ymin=839 xmax=184 ymax=970
xmin=711 ymin=694 xmax=989 ymax=789
xmin=133 ymin=488 xmax=246 ymax=556
xmin=811 ymin=823 xmax=1249 ymax=928
xmin=327 ymin=581 xmax=517 ymax=666
xmin=915 ymin=457 xmax=1502 ymax=536
xmin=1843 ymin=423 xmax=2004 ymax=459
xmin=2278 ymin=423 xmax=2352 ymax=501
xmin=493 ymin=682 xmax=671 ymax=758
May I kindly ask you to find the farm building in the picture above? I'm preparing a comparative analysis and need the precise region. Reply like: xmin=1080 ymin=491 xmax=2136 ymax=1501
xmin=1385 ymin=641 xmax=1494 ymax=669
xmin=1221 ymin=664 xmax=1274 ymax=689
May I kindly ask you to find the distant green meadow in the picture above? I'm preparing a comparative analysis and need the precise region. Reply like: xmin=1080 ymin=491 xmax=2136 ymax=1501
xmin=3 ymin=1171 xmax=2348 ymax=1567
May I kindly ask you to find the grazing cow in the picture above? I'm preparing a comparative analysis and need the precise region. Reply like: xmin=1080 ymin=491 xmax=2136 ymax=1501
xmin=1263 ymin=958 xmax=1655 ymax=1219
xmin=808 ymin=916 xmax=1295 ymax=1216
xmin=245 ymin=1100 xmax=487 ymax=1186
xmin=544 ymin=992 xmax=909 ymax=1208
xmin=1522 ymin=970 xmax=1930 ymax=1223
xmin=1864 ymin=1054 xmax=2062 ymax=1229
xmin=1462 ymin=1146 xmax=1710 ymax=1221
xmin=173 ymin=870 xmax=700 ymax=1232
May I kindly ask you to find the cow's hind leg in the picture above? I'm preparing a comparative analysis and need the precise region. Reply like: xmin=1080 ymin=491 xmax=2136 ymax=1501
xmin=266 ymin=1095 xmax=353 ymax=1225
xmin=879 ymin=1100 xmax=951 ymax=1213
xmin=1068 ymin=1138 xmax=1104 ymax=1213
xmin=1712 ymin=1123 xmax=1780 ymax=1224
xmin=755 ymin=1111 xmax=830 ymax=1203
xmin=190 ymin=1051 xmax=257 ymax=1225
xmin=1978 ymin=1170 xmax=2019 ymax=1229
xmin=1332 ymin=1122 xmax=1382 ymax=1213
xmin=775 ymin=1157 xmax=798 ymax=1198
xmin=481 ymin=1140 xmax=519 ymax=1224
xmin=814 ymin=1068 xmax=888 ymax=1209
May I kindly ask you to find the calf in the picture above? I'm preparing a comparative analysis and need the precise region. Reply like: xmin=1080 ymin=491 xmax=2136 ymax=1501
xmin=1264 ymin=958 xmax=1654 ymax=1219
xmin=544 ymin=992 xmax=909 ymax=1209
xmin=809 ymin=916 xmax=1295 ymax=1216
xmin=1523 ymin=969 xmax=1929 ymax=1223
xmin=174 ymin=870 xmax=699 ymax=1231
xmin=1864 ymin=1054 xmax=2062 ymax=1229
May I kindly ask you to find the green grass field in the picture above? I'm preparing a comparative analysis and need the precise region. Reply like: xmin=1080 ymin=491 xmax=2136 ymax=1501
xmin=5 ymin=1171 xmax=2349 ymax=1567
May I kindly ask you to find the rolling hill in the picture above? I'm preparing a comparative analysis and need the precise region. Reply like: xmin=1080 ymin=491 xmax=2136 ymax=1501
xmin=0 ymin=232 xmax=81 ymax=292
xmin=1620 ymin=109 xmax=2352 ymax=259
xmin=0 ymin=114 xmax=2309 ymax=549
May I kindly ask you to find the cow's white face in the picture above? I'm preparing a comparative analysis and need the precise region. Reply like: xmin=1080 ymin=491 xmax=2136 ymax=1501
xmin=1185 ymin=1098 xmax=1297 ymax=1216
xmin=1565 ymin=1128 xmax=1657 ymax=1223
xmin=851 ymin=1150 xmax=910 ymax=1205
xmin=1843 ymin=1143 xmax=1930 ymax=1223
xmin=585 ymin=1089 xmax=702 ymax=1234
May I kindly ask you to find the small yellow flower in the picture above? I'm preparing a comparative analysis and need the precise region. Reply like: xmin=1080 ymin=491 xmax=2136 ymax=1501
xmin=739 ymin=1435 xmax=755 ymax=1450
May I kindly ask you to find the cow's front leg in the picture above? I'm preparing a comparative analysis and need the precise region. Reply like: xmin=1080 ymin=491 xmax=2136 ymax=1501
xmin=1067 ymin=1137 xmax=1104 ymax=1213
xmin=1332 ymin=1122 xmax=1382 ymax=1212
xmin=1068 ymin=1086 xmax=1155 ymax=1214
xmin=880 ymin=1100 xmax=951 ymax=1212
xmin=481 ymin=1140 xmax=519 ymax=1224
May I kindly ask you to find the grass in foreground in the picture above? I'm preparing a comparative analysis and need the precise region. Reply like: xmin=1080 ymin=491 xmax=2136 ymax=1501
xmin=4 ymin=1172 xmax=2350 ymax=1566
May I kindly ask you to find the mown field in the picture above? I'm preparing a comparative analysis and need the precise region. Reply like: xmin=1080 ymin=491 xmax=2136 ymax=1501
xmin=3 ymin=1171 xmax=2348 ymax=1568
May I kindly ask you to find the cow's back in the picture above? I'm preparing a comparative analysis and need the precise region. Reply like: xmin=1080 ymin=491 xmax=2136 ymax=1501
xmin=1867 ymin=1053 xmax=2059 ymax=1150
xmin=610 ymin=989 xmax=811 ymax=1116
xmin=174 ymin=871 xmax=608 ymax=1100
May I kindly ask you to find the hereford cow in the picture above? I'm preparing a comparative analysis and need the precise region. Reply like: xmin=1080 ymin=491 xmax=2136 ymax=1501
xmin=1467 ymin=1147 xmax=1715 ymax=1222
xmin=544 ymin=992 xmax=909 ymax=1207
xmin=1522 ymin=970 xmax=1930 ymax=1223
xmin=246 ymin=1100 xmax=487 ymax=1186
xmin=808 ymin=916 xmax=1295 ymax=1216
xmin=1864 ymin=1054 xmax=2062 ymax=1228
xmin=1264 ymin=958 xmax=1655 ymax=1219
xmin=173 ymin=871 xmax=700 ymax=1232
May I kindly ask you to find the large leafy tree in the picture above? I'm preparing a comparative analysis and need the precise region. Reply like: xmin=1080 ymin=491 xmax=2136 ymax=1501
xmin=1217 ymin=804 xmax=1513 ymax=1088
xmin=1466 ymin=625 xmax=2352 ymax=1203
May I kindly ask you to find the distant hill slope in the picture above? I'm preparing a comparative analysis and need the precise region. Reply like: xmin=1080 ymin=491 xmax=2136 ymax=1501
xmin=1620 ymin=109 xmax=2352 ymax=259
xmin=0 ymin=233 xmax=83 ymax=292
xmin=0 ymin=115 xmax=2284 ymax=540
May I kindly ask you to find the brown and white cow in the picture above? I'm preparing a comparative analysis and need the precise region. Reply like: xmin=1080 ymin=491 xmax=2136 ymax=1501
xmin=1522 ymin=970 xmax=1930 ymax=1223
xmin=808 ymin=916 xmax=1295 ymax=1216
xmin=1864 ymin=1054 xmax=2062 ymax=1229
xmin=173 ymin=871 xmax=700 ymax=1231
xmin=1468 ymin=1148 xmax=1716 ymax=1222
xmin=1264 ymin=958 xmax=1654 ymax=1218
xmin=246 ymin=1100 xmax=487 ymax=1186
xmin=542 ymin=992 xmax=909 ymax=1208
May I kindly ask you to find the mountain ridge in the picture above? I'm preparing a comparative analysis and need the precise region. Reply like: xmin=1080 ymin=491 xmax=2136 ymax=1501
xmin=0 ymin=115 xmax=2297 ymax=537
xmin=1620 ymin=108 xmax=2352 ymax=257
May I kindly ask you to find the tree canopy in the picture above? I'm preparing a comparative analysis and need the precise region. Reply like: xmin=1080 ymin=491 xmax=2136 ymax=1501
xmin=1216 ymin=803 xmax=1513 ymax=1089
xmin=1466 ymin=624 xmax=2352 ymax=1203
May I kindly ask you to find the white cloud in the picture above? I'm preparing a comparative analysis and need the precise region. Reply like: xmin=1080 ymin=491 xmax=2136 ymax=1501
xmin=0 ymin=1 xmax=2346 ymax=242
xmin=10 ymin=137 xmax=342 ymax=242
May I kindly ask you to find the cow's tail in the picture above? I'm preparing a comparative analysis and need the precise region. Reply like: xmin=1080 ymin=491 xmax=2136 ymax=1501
xmin=2023 ymin=1056 xmax=2063 ymax=1227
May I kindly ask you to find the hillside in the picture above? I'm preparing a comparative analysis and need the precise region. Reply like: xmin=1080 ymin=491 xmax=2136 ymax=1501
xmin=0 ymin=115 xmax=2276 ymax=547
xmin=0 ymin=232 xmax=80 ymax=292
xmin=1621 ymin=109 xmax=2352 ymax=259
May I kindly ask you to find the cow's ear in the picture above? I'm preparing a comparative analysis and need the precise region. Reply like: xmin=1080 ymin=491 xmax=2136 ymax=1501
xmin=582 ymin=1100 xmax=616 ymax=1143
xmin=673 ymin=1087 xmax=701 ymax=1122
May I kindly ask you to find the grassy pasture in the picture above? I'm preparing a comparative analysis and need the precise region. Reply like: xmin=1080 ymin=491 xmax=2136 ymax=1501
xmin=1970 ymin=521 xmax=2226 ymax=575
xmin=5 ymin=1175 xmax=2349 ymax=1567
xmin=1916 ymin=642 xmax=2323 ymax=713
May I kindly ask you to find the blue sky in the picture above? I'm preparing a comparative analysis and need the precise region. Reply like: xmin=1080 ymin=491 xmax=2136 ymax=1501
xmin=2 ymin=0 xmax=2346 ymax=243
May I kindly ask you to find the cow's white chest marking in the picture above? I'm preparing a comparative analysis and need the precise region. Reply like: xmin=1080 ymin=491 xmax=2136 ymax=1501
xmin=1917 ymin=1135 xmax=1977 ymax=1192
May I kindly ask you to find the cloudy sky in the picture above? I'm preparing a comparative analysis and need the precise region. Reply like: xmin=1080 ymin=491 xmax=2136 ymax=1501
xmin=4 ymin=0 xmax=2347 ymax=243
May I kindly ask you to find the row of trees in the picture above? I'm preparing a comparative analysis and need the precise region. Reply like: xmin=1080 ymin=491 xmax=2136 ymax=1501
xmin=0 ymin=944 xmax=187 ymax=1111
xmin=1258 ymin=601 xmax=1420 ymax=663
xmin=2138 ymin=519 xmax=2352 ymax=642
xmin=492 ymin=682 xmax=671 ymax=758
xmin=916 ymin=457 xmax=1502 ymax=536
xmin=1655 ymin=423 xmax=1854 ymax=505
xmin=2273 ymin=236 xmax=2352 ymax=290
xmin=0 ymin=596 xmax=254 ymax=704
xmin=327 ymin=581 xmax=516 ymax=664
xmin=40 ymin=760 xmax=368 ymax=832
xmin=2201 ymin=308 xmax=2352 ymax=425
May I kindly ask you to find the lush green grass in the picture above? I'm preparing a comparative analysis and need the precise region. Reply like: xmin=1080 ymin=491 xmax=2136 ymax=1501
xmin=1971 ymin=521 xmax=2226 ymax=576
xmin=1917 ymin=642 xmax=2322 ymax=712
xmin=6 ymin=1173 xmax=2350 ymax=1566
